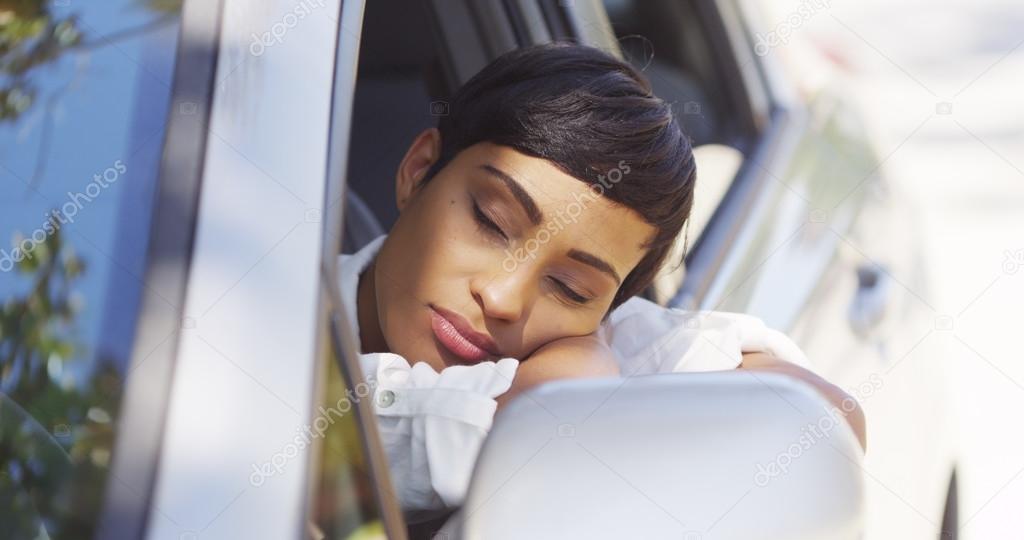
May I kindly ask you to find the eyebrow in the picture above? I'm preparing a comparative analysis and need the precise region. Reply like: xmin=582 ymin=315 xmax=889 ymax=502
xmin=479 ymin=164 xmax=544 ymax=226
xmin=568 ymin=249 xmax=621 ymax=285
xmin=479 ymin=163 xmax=622 ymax=286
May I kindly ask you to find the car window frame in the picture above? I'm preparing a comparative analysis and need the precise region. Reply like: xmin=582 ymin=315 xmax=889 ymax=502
xmin=144 ymin=0 xmax=349 ymax=536
xmin=672 ymin=0 xmax=808 ymax=310
xmin=95 ymin=0 xmax=223 ymax=536
xmin=316 ymin=0 xmax=411 ymax=537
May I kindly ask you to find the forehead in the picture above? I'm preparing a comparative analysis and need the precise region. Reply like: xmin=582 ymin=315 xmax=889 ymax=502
xmin=454 ymin=142 xmax=656 ymax=274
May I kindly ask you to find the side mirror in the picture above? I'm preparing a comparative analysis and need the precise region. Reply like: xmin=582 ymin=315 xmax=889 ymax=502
xmin=441 ymin=370 xmax=864 ymax=539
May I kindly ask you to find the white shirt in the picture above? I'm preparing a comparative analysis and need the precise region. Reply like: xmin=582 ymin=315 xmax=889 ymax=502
xmin=338 ymin=234 xmax=811 ymax=518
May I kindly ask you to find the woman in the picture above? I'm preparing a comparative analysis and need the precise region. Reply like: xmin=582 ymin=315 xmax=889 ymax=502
xmin=338 ymin=42 xmax=866 ymax=521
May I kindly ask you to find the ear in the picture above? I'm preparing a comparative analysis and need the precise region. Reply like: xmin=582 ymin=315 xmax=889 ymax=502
xmin=395 ymin=128 xmax=441 ymax=211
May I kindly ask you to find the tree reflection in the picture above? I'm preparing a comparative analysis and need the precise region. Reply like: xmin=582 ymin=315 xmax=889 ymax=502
xmin=1 ymin=0 xmax=182 ymax=121
xmin=0 ymin=229 xmax=122 ymax=538
xmin=2 ymin=1 xmax=182 ymax=536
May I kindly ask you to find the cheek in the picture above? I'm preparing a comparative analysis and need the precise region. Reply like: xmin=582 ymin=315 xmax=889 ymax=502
xmin=378 ymin=195 xmax=491 ymax=306
xmin=388 ymin=197 xmax=462 ymax=267
xmin=517 ymin=304 xmax=600 ymax=354
xmin=404 ymin=199 xmax=503 ymax=277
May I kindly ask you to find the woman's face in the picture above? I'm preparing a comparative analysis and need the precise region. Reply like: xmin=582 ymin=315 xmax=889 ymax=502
xmin=363 ymin=129 xmax=655 ymax=371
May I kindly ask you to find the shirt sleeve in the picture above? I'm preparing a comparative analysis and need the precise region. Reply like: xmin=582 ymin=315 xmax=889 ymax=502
xmin=605 ymin=296 xmax=813 ymax=375
xmin=358 ymin=353 xmax=520 ymax=515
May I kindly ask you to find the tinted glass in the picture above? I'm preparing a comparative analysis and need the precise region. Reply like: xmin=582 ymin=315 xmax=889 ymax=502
xmin=308 ymin=336 xmax=385 ymax=540
xmin=0 ymin=1 xmax=181 ymax=536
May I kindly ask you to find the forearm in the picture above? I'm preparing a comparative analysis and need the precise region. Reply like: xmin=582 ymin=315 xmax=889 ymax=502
xmin=492 ymin=341 xmax=866 ymax=453
xmin=495 ymin=334 xmax=619 ymax=412
xmin=740 ymin=352 xmax=867 ymax=452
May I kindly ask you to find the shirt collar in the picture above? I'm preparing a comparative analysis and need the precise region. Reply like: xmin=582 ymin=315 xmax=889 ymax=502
xmin=338 ymin=234 xmax=387 ymax=353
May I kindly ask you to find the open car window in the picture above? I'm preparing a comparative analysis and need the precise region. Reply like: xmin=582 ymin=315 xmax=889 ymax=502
xmin=341 ymin=0 xmax=458 ymax=248
xmin=599 ymin=0 xmax=758 ymax=304
xmin=308 ymin=0 xmax=409 ymax=538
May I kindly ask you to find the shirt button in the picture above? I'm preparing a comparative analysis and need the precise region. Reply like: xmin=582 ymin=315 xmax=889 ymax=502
xmin=377 ymin=389 xmax=396 ymax=408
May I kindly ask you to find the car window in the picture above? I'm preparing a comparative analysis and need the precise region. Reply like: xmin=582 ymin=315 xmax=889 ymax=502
xmin=0 ymin=1 xmax=181 ymax=537
xmin=602 ymin=0 xmax=757 ymax=146
xmin=600 ymin=0 xmax=752 ymax=303
xmin=343 ymin=0 xmax=444 ymax=239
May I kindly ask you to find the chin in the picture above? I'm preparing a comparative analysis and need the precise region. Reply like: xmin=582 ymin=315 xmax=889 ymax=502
xmin=430 ymin=339 xmax=465 ymax=369
xmin=389 ymin=334 xmax=449 ymax=372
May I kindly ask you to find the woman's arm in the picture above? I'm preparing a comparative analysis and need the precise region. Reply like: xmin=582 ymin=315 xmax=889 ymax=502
xmin=493 ymin=338 xmax=866 ymax=452
xmin=494 ymin=333 xmax=619 ymax=412
xmin=740 ymin=352 xmax=867 ymax=452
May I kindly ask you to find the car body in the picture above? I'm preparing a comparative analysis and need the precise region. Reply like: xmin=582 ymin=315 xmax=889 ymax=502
xmin=0 ymin=0 xmax=954 ymax=539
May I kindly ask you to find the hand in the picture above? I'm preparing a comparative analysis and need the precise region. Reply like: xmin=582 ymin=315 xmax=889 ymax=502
xmin=495 ymin=333 xmax=620 ymax=412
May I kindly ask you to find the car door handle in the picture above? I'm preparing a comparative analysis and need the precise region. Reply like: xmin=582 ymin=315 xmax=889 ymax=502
xmin=848 ymin=263 xmax=892 ymax=339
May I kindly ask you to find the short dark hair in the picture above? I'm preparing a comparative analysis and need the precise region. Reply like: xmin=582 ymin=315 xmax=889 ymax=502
xmin=424 ymin=41 xmax=695 ymax=315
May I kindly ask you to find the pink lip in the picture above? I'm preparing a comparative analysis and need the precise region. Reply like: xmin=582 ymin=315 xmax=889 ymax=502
xmin=429 ymin=305 xmax=498 ymax=364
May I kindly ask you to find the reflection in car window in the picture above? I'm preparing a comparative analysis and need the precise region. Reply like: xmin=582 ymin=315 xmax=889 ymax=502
xmin=0 ymin=1 xmax=181 ymax=537
xmin=308 ymin=338 xmax=386 ymax=539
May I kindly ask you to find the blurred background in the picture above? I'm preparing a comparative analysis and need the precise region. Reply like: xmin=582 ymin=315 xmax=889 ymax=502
xmin=760 ymin=0 xmax=1024 ymax=537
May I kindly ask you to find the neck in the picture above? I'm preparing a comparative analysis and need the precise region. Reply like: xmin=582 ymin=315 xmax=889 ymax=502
xmin=356 ymin=260 xmax=388 ymax=354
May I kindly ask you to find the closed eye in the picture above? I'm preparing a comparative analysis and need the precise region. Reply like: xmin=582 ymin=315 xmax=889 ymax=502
xmin=549 ymin=276 xmax=591 ymax=305
xmin=472 ymin=198 xmax=508 ymax=241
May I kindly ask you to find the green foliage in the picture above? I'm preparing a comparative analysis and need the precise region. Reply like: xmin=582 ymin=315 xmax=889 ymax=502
xmin=1 ymin=0 xmax=180 ymax=122
xmin=0 ymin=1 xmax=83 ymax=121
xmin=1 ymin=229 xmax=123 ymax=538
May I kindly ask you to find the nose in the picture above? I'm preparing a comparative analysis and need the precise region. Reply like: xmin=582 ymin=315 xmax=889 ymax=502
xmin=471 ymin=267 xmax=533 ymax=323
